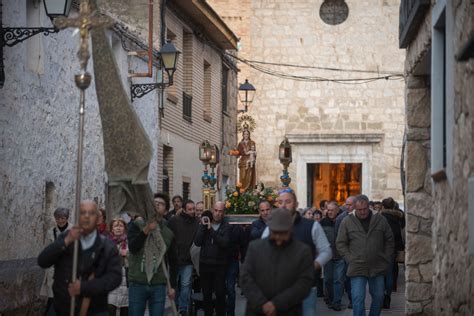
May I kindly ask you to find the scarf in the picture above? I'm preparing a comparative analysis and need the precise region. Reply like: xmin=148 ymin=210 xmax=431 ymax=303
xmin=136 ymin=220 xmax=167 ymax=283
xmin=109 ymin=233 xmax=127 ymax=249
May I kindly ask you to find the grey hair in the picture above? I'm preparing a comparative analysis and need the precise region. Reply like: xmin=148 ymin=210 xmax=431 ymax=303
xmin=354 ymin=194 xmax=369 ymax=205
xmin=327 ymin=201 xmax=339 ymax=208
xmin=54 ymin=207 xmax=70 ymax=219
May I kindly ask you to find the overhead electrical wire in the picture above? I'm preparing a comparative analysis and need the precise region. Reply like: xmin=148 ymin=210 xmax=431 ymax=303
xmin=225 ymin=52 xmax=405 ymax=85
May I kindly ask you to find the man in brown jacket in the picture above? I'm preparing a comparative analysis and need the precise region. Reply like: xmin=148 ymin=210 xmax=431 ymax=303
xmin=336 ymin=195 xmax=394 ymax=316
xmin=241 ymin=208 xmax=314 ymax=316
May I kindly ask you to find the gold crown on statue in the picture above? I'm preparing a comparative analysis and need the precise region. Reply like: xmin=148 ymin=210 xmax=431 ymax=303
xmin=237 ymin=114 xmax=256 ymax=133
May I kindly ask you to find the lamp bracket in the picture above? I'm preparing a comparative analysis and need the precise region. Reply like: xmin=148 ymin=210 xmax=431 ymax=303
xmin=130 ymin=82 xmax=170 ymax=101
xmin=2 ymin=27 xmax=58 ymax=48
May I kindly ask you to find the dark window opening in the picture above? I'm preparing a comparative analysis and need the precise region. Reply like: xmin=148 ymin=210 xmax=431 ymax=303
xmin=183 ymin=182 xmax=190 ymax=201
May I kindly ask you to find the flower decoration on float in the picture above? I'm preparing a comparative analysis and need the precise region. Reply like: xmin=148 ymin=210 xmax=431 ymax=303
xmin=225 ymin=182 xmax=278 ymax=214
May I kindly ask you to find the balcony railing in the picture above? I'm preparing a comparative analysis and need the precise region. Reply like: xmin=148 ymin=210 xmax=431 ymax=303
xmin=399 ymin=0 xmax=430 ymax=48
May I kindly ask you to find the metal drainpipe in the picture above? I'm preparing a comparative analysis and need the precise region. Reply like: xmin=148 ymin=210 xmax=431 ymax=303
xmin=160 ymin=0 xmax=166 ymax=46
xmin=1 ymin=0 xmax=5 ymax=88
xmin=157 ymin=0 xmax=166 ymax=118
xmin=128 ymin=0 xmax=153 ymax=78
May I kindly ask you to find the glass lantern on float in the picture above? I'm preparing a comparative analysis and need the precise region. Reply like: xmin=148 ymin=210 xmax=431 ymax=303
xmin=209 ymin=145 xmax=220 ymax=190
xmin=199 ymin=140 xmax=212 ymax=188
xmin=279 ymin=137 xmax=292 ymax=187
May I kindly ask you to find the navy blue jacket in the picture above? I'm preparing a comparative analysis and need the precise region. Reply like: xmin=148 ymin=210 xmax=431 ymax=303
xmin=293 ymin=213 xmax=316 ymax=258
xmin=250 ymin=217 xmax=267 ymax=241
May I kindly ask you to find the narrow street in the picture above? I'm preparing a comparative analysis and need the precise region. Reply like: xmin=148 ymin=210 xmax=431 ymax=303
xmin=184 ymin=264 xmax=406 ymax=315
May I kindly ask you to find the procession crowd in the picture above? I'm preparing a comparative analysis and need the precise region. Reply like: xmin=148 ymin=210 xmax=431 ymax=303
xmin=38 ymin=190 xmax=405 ymax=316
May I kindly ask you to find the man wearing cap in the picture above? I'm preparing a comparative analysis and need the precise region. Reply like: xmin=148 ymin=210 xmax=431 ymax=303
xmin=261 ymin=189 xmax=332 ymax=315
xmin=241 ymin=208 xmax=314 ymax=316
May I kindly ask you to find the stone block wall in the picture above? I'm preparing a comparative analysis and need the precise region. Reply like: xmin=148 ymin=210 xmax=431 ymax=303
xmin=404 ymin=75 xmax=434 ymax=315
xmin=209 ymin=0 xmax=405 ymax=202
xmin=430 ymin=1 xmax=474 ymax=314
xmin=403 ymin=1 xmax=474 ymax=315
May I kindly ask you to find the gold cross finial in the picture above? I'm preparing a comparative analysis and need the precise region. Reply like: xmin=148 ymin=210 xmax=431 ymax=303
xmin=54 ymin=0 xmax=114 ymax=70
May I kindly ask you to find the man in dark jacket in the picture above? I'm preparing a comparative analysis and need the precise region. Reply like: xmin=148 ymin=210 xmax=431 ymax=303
xmin=167 ymin=199 xmax=199 ymax=315
xmin=334 ymin=195 xmax=356 ymax=308
xmin=38 ymin=200 xmax=122 ymax=316
xmin=380 ymin=197 xmax=405 ymax=308
xmin=320 ymin=201 xmax=343 ymax=310
xmin=194 ymin=201 xmax=230 ymax=316
xmin=336 ymin=195 xmax=394 ymax=316
xmin=249 ymin=200 xmax=271 ymax=240
xmin=241 ymin=208 xmax=313 ymax=316
xmin=166 ymin=195 xmax=183 ymax=220
xmin=261 ymin=189 xmax=332 ymax=316
xmin=226 ymin=222 xmax=247 ymax=316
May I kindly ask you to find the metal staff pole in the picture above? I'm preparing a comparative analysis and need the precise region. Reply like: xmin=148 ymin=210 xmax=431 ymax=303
xmin=70 ymin=71 xmax=92 ymax=316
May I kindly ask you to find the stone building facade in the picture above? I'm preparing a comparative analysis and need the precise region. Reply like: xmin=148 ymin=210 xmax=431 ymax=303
xmin=401 ymin=0 xmax=474 ymax=315
xmin=0 ymin=0 xmax=238 ymax=313
xmin=210 ymin=0 xmax=406 ymax=206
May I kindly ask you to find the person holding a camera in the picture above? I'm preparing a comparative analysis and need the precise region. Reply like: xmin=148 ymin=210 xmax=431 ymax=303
xmin=194 ymin=201 xmax=231 ymax=316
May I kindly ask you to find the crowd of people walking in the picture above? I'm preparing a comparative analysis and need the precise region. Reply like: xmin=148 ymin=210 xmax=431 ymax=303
xmin=38 ymin=190 xmax=405 ymax=316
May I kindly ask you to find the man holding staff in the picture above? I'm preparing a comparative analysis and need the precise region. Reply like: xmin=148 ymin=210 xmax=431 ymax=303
xmin=38 ymin=200 xmax=122 ymax=316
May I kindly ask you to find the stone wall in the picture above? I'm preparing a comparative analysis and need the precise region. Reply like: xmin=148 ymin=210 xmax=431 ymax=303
xmin=0 ymin=1 xmax=161 ymax=312
xmin=209 ymin=0 xmax=405 ymax=203
xmin=403 ymin=0 xmax=474 ymax=315
xmin=430 ymin=1 xmax=474 ymax=314
xmin=404 ymin=75 xmax=433 ymax=315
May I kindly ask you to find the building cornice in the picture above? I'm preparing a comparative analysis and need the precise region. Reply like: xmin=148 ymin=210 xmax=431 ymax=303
xmin=170 ymin=0 xmax=239 ymax=50
xmin=286 ymin=133 xmax=384 ymax=144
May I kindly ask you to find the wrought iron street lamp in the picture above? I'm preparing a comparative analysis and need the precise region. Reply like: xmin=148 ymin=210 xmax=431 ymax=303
xmin=238 ymin=79 xmax=256 ymax=113
xmin=160 ymin=41 xmax=180 ymax=84
xmin=1 ymin=0 xmax=73 ymax=87
xmin=279 ymin=137 xmax=292 ymax=187
xmin=130 ymin=41 xmax=181 ymax=101
xmin=44 ymin=0 xmax=73 ymax=19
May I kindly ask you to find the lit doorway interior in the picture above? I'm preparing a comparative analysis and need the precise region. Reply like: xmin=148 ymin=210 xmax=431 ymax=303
xmin=307 ymin=163 xmax=362 ymax=207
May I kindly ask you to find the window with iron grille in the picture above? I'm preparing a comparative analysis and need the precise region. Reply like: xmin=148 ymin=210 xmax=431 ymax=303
xmin=163 ymin=168 xmax=169 ymax=195
xmin=183 ymin=92 xmax=192 ymax=121
xmin=183 ymin=182 xmax=190 ymax=201
xmin=222 ymin=66 xmax=229 ymax=113
xmin=163 ymin=145 xmax=173 ymax=194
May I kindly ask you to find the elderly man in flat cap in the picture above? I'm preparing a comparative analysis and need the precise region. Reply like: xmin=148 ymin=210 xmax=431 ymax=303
xmin=240 ymin=208 xmax=314 ymax=316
